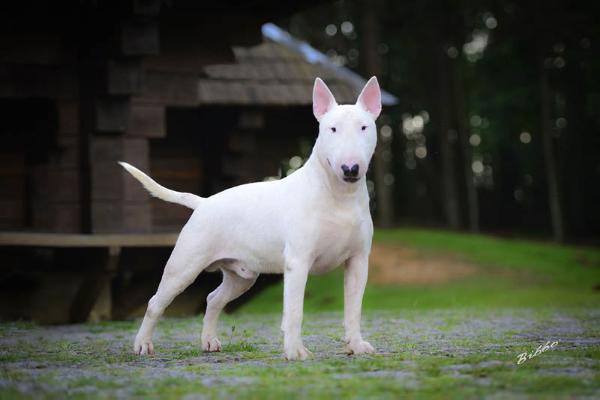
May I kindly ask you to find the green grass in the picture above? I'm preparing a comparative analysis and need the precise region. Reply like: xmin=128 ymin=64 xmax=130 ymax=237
xmin=1 ymin=308 xmax=598 ymax=399
xmin=1 ymin=229 xmax=599 ymax=399
xmin=241 ymin=228 xmax=600 ymax=313
xmin=374 ymin=228 xmax=600 ymax=277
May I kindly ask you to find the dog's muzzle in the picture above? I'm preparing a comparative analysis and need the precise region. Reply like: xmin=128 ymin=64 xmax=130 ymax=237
xmin=341 ymin=164 xmax=360 ymax=183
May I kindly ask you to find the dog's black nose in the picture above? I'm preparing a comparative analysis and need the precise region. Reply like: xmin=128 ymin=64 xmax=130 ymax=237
xmin=341 ymin=164 xmax=359 ymax=178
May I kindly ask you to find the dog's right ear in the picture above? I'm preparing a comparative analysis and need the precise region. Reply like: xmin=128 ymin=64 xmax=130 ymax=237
xmin=313 ymin=78 xmax=337 ymax=121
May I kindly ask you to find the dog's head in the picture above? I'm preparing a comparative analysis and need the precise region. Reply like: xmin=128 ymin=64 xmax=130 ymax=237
xmin=313 ymin=77 xmax=381 ymax=184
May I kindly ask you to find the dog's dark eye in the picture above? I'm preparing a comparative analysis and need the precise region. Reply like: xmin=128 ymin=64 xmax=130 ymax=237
xmin=331 ymin=127 xmax=337 ymax=133
xmin=361 ymin=125 xmax=367 ymax=131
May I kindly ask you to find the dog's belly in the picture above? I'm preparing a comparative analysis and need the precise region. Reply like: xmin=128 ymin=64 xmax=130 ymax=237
xmin=247 ymin=256 xmax=285 ymax=274
xmin=310 ymin=254 xmax=346 ymax=275
xmin=222 ymin=241 xmax=286 ymax=275
xmin=223 ymin=237 xmax=353 ymax=276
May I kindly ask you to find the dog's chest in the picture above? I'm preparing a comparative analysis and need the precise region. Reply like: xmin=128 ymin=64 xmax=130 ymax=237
xmin=309 ymin=204 xmax=366 ymax=274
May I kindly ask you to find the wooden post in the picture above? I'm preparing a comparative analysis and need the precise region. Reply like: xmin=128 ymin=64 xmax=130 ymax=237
xmin=88 ymin=246 xmax=121 ymax=322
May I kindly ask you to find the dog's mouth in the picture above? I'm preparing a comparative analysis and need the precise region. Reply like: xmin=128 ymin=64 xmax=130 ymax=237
xmin=343 ymin=177 xmax=360 ymax=183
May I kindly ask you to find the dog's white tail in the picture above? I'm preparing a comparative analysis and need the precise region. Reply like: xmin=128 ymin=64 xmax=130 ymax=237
xmin=118 ymin=161 xmax=203 ymax=210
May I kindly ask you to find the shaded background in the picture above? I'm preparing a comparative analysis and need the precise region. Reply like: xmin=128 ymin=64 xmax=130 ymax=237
xmin=0 ymin=0 xmax=599 ymax=324
xmin=281 ymin=0 xmax=600 ymax=242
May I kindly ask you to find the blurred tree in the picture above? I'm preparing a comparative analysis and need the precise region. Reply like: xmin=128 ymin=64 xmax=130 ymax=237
xmin=359 ymin=0 xmax=395 ymax=228
xmin=282 ymin=0 xmax=600 ymax=241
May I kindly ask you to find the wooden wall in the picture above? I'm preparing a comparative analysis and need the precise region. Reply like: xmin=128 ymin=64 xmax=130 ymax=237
xmin=0 ymin=1 xmax=316 ymax=235
xmin=0 ymin=98 xmax=81 ymax=232
xmin=0 ymin=154 xmax=26 ymax=230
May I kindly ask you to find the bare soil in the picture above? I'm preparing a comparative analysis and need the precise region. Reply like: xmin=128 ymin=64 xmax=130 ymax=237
xmin=369 ymin=243 xmax=479 ymax=285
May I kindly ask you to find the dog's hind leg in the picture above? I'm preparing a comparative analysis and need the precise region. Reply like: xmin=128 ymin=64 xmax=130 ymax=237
xmin=201 ymin=268 xmax=257 ymax=352
xmin=133 ymin=232 xmax=212 ymax=355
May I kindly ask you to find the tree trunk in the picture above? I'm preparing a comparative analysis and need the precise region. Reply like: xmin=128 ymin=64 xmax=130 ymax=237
xmin=360 ymin=0 xmax=394 ymax=228
xmin=438 ymin=46 xmax=461 ymax=229
xmin=539 ymin=65 xmax=564 ymax=242
xmin=451 ymin=57 xmax=479 ymax=232
xmin=564 ymin=44 xmax=585 ymax=238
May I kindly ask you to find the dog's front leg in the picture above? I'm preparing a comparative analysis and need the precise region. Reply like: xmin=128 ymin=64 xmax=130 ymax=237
xmin=281 ymin=257 xmax=311 ymax=360
xmin=344 ymin=254 xmax=375 ymax=355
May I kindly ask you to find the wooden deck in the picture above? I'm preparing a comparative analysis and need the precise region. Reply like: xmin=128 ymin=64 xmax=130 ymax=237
xmin=0 ymin=231 xmax=181 ymax=323
xmin=0 ymin=232 xmax=178 ymax=247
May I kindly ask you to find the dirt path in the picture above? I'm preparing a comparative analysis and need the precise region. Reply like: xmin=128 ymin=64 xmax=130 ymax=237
xmin=369 ymin=243 xmax=479 ymax=285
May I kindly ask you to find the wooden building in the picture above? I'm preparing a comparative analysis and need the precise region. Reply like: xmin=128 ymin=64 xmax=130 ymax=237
xmin=0 ymin=1 xmax=397 ymax=323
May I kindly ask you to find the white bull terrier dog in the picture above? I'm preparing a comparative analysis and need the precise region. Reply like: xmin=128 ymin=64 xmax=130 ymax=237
xmin=120 ymin=76 xmax=382 ymax=360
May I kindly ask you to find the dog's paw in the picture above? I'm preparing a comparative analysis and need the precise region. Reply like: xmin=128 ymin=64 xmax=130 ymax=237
xmin=133 ymin=338 xmax=154 ymax=356
xmin=202 ymin=337 xmax=222 ymax=352
xmin=284 ymin=342 xmax=312 ymax=361
xmin=346 ymin=340 xmax=375 ymax=355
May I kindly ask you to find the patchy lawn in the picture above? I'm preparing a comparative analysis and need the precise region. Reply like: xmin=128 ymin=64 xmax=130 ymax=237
xmin=243 ymin=228 xmax=600 ymax=313
xmin=1 ymin=229 xmax=599 ymax=399
xmin=1 ymin=309 xmax=599 ymax=399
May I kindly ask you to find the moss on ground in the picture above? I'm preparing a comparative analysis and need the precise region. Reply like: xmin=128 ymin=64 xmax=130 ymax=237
xmin=1 ymin=309 xmax=599 ymax=399
xmin=1 ymin=229 xmax=599 ymax=399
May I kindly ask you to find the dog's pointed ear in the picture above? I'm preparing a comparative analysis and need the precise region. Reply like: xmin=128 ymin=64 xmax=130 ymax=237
xmin=313 ymin=78 xmax=337 ymax=121
xmin=356 ymin=76 xmax=382 ymax=119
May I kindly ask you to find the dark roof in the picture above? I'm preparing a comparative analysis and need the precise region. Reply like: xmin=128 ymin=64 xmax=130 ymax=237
xmin=198 ymin=24 xmax=399 ymax=106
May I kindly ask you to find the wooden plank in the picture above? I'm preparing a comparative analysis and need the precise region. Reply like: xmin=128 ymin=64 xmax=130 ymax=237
xmin=31 ymin=202 xmax=81 ymax=233
xmin=91 ymin=201 xmax=152 ymax=233
xmin=127 ymin=104 xmax=165 ymax=138
xmin=0 ymin=65 xmax=78 ymax=100
xmin=90 ymin=137 xmax=149 ymax=201
xmin=152 ymin=199 xmax=193 ymax=231
xmin=121 ymin=20 xmax=160 ymax=56
xmin=142 ymin=25 xmax=235 ymax=73
xmin=151 ymin=157 xmax=202 ymax=179
xmin=136 ymin=71 xmax=198 ymax=106
xmin=131 ymin=0 xmax=161 ymax=16
xmin=229 ymin=133 xmax=257 ymax=153
xmin=0 ymin=154 xmax=26 ymax=228
xmin=107 ymin=59 xmax=142 ymax=95
xmin=149 ymin=156 xmax=202 ymax=231
xmin=0 ymin=33 xmax=62 ymax=65
xmin=0 ymin=232 xmax=178 ymax=247
xmin=57 ymin=101 xmax=79 ymax=137
xmin=0 ymin=201 xmax=25 ymax=229
xmin=96 ymin=98 xmax=130 ymax=132
xmin=49 ymin=138 xmax=80 ymax=168
xmin=0 ymin=175 xmax=25 ymax=201
xmin=31 ymin=166 xmax=80 ymax=202
xmin=238 ymin=111 xmax=264 ymax=129
xmin=89 ymin=134 xmax=151 ymax=233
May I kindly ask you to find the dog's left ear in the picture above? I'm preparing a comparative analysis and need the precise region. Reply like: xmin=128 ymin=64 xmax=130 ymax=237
xmin=313 ymin=78 xmax=337 ymax=121
xmin=356 ymin=76 xmax=382 ymax=119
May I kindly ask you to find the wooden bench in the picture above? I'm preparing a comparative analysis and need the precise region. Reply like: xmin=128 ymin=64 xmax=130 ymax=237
xmin=0 ymin=232 xmax=178 ymax=323
xmin=0 ymin=232 xmax=178 ymax=248
xmin=0 ymin=232 xmax=280 ymax=324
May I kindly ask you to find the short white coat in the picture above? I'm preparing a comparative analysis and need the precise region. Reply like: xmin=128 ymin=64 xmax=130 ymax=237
xmin=122 ymin=76 xmax=383 ymax=360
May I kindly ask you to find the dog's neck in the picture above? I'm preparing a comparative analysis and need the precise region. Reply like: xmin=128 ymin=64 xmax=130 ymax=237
xmin=303 ymin=149 xmax=366 ymax=201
